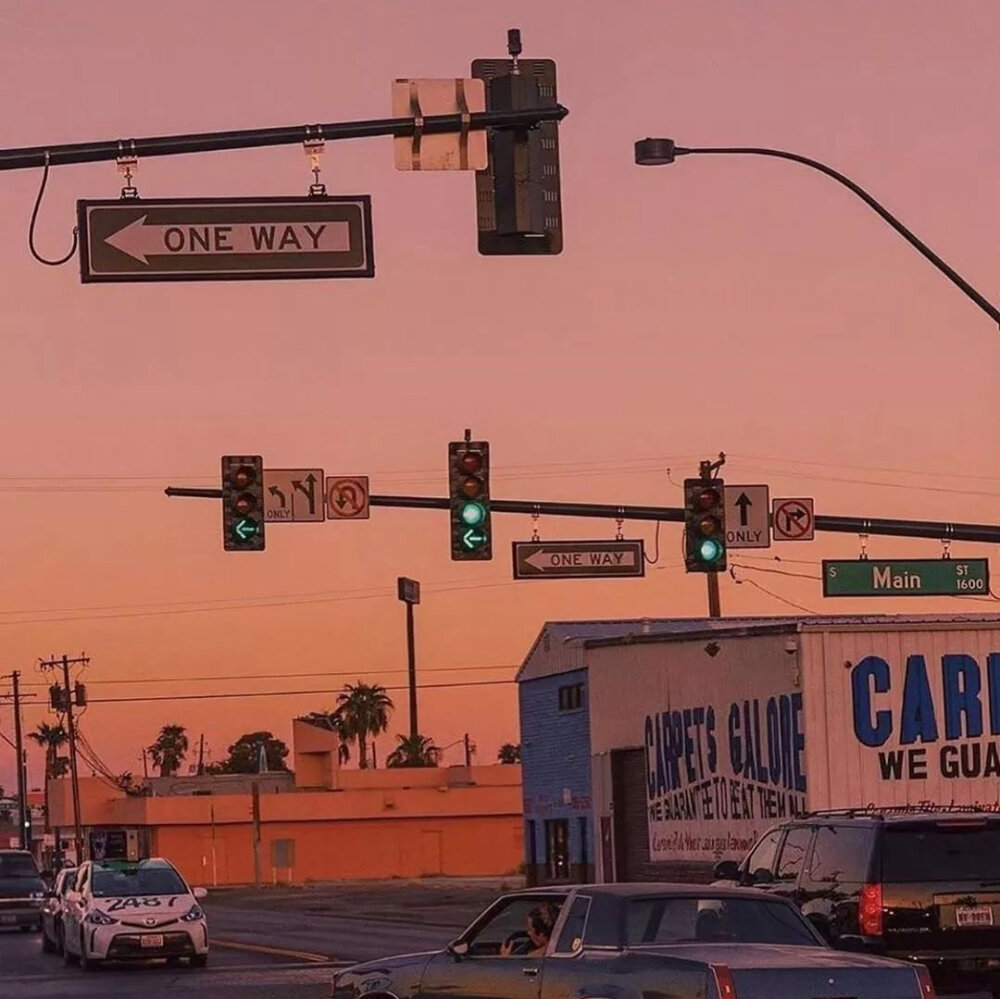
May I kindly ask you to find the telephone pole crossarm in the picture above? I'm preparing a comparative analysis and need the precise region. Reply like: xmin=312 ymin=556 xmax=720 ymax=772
xmin=164 ymin=486 xmax=1000 ymax=545
xmin=0 ymin=105 xmax=569 ymax=173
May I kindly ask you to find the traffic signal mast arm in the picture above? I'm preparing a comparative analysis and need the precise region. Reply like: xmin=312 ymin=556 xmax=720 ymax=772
xmin=0 ymin=106 xmax=568 ymax=172
xmin=164 ymin=486 xmax=1000 ymax=545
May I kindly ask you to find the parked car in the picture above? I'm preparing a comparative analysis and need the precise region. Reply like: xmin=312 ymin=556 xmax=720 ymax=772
xmin=62 ymin=857 xmax=209 ymax=970
xmin=0 ymin=849 xmax=47 ymax=932
xmin=41 ymin=866 xmax=78 ymax=954
xmin=330 ymin=883 xmax=935 ymax=999
xmin=713 ymin=806 xmax=1000 ymax=995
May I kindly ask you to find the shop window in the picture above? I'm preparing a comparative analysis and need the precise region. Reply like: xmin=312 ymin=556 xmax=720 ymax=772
xmin=558 ymin=683 xmax=584 ymax=712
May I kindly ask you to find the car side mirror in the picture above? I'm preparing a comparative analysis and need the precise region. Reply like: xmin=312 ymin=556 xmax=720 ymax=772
xmin=713 ymin=860 xmax=740 ymax=881
xmin=750 ymin=867 xmax=775 ymax=885
xmin=447 ymin=941 xmax=469 ymax=960
xmin=192 ymin=886 xmax=208 ymax=900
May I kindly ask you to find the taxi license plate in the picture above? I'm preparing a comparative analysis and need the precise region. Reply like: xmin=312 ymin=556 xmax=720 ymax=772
xmin=956 ymin=905 xmax=994 ymax=927
xmin=140 ymin=934 xmax=165 ymax=948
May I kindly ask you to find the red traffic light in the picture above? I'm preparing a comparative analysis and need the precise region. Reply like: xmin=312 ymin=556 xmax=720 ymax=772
xmin=697 ymin=487 xmax=721 ymax=510
xmin=233 ymin=465 xmax=256 ymax=490
xmin=460 ymin=452 xmax=483 ymax=475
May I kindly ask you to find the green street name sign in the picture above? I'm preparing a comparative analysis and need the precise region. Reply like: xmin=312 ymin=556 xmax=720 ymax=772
xmin=822 ymin=558 xmax=990 ymax=597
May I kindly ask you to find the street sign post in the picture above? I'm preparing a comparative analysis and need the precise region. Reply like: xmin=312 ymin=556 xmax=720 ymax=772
xmin=723 ymin=485 xmax=770 ymax=549
xmin=326 ymin=476 xmax=371 ymax=520
xmin=772 ymin=497 xmax=815 ymax=541
xmin=822 ymin=558 xmax=990 ymax=597
xmin=77 ymin=196 xmax=374 ymax=283
xmin=512 ymin=540 xmax=645 ymax=580
xmin=263 ymin=470 xmax=325 ymax=522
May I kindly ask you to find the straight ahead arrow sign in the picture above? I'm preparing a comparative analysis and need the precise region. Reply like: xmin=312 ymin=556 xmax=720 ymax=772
xmin=735 ymin=492 xmax=752 ymax=527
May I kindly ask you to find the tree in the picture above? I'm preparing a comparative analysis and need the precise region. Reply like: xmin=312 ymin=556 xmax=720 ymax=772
xmin=497 ymin=743 xmax=522 ymax=764
xmin=214 ymin=732 xmax=290 ymax=774
xmin=332 ymin=682 xmax=393 ymax=770
xmin=29 ymin=722 xmax=69 ymax=829
xmin=148 ymin=724 xmax=189 ymax=777
xmin=386 ymin=734 xmax=440 ymax=769
xmin=298 ymin=712 xmax=351 ymax=764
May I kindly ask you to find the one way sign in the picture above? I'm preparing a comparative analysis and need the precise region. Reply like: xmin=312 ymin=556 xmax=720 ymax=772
xmin=723 ymin=484 xmax=771 ymax=549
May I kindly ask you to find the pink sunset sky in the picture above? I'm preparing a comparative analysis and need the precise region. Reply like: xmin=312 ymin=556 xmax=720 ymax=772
xmin=0 ymin=0 xmax=997 ymax=789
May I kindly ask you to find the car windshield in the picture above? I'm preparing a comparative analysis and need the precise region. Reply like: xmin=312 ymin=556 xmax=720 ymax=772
xmin=0 ymin=854 xmax=39 ymax=877
xmin=881 ymin=823 xmax=1000 ymax=882
xmin=91 ymin=864 xmax=187 ymax=897
xmin=626 ymin=896 xmax=821 ymax=947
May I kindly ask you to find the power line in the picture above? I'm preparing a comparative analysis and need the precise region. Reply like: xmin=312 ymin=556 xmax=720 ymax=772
xmin=86 ymin=678 xmax=512 ymax=705
xmin=17 ymin=662 xmax=519 ymax=689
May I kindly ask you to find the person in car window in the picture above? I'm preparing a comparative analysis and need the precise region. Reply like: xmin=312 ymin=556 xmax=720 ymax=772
xmin=501 ymin=906 xmax=555 ymax=957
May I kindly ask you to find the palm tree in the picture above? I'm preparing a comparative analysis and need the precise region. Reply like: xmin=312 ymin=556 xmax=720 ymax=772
xmin=386 ymin=733 xmax=440 ymax=768
xmin=28 ymin=722 xmax=69 ymax=830
xmin=148 ymin=724 xmax=189 ymax=777
xmin=333 ymin=682 xmax=393 ymax=769
xmin=497 ymin=742 xmax=522 ymax=764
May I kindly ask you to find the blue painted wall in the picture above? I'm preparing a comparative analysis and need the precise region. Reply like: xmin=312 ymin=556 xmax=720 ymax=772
xmin=519 ymin=669 xmax=593 ymax=876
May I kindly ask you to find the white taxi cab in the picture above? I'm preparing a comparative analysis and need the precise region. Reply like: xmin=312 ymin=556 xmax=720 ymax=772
xmin=62 ymin=857 xmax=209 ymax=970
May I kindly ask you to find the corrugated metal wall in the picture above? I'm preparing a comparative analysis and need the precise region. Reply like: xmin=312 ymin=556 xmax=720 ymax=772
xmin=801 ymin=624 xmax=1000 ymax=811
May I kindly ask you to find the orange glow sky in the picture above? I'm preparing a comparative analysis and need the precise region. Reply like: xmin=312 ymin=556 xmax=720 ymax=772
xmin=0 ymin=1 xmax=998 ymax=791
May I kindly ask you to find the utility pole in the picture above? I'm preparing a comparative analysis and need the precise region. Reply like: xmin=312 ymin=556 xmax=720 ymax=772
xmin=38 ymin=654 xmax=89 ymax=863
xmin=397 ymin=578 xmax=421 ymax=738
xmin=141 ymin=748 xmax=149 ymax=779
xmin=11 ymin=672 xmax=28 ymax=851
xmin=197 ymin=734 xmax=205 ymax=776
xmin=699 ymin=456 xmax=726 ymax=619
xmin=464 ymin=733 xmax=472 ymax=769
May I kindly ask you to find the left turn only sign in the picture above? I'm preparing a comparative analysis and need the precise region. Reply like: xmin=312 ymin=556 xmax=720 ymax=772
xmin=77 ymin=196 xmax=375 ymax=283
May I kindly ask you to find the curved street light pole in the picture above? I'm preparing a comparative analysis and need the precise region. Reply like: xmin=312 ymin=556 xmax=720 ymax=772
xmin=634 ymin=138 xmax=999 ymax=328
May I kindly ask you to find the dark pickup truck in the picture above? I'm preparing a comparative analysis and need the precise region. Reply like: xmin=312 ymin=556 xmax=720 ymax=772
xmin=0 ymin=849 xmax=46 ymax=931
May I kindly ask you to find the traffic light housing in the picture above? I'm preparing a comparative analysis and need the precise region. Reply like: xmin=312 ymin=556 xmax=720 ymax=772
xmin=472 ymin=36 xmax=562 ymax=255
xmin=222 ymin=455 xmax=265 ymax=552
xmin=684 ymin=478 xmax=727 ymax=573
xmin=449 ymin=440 xmax=492 ymax=560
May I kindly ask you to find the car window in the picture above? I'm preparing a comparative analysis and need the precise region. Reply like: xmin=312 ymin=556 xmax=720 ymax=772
xmin=625 ymin=896 xmax=820 ymax=947
xmin=465 ymin=896 xmax=563 ymax=956
xmin=0 ymin=853 xmax=39 ymax=877
xmin=744 ymin=828 xmax=783 ymax=875
xmin=776 ymin=826 xmax=813 ymax=880
xmin=805 ymin=826 xmax=873 ymax=883
xmin=91 ymin=862 xmax=187 ymax=898
xmin=553 ymin=896 xmax=590 ymax=954
xmin=881 ymin=822 xmax=1000 ymax=882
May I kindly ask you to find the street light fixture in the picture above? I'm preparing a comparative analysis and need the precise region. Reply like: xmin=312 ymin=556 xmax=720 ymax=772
xmin=634 ymin=137 xmax=1000 ymax=328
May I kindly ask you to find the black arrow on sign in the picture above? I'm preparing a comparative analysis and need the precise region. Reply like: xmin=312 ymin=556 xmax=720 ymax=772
xmin=783 ymin=506 xmax=807 ymax=534
xmin=292 ymin=473 xmax=318 ymax=514
xmin=268 ymin=485 xmax=287 ymax=509
xmin=735 ymin=492 xmax=752 ymax=527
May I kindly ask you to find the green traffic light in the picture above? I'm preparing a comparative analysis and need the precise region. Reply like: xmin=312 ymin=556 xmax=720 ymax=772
xmin=233 ymin=518 xmax=261 ymax=542
xmin=698 ymin=538 xmax=724 ymax=563
xmin=462 ymin=527 xmax=488 ymax=550
xmin=460 ymin=501 xmax=486 ymax=527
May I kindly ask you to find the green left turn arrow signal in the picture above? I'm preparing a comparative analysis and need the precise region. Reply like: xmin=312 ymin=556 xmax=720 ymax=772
xmin=462 ymin=527 xmax=487 ymax=550
xmin=234 ymin=518 xmax=261 ymax=542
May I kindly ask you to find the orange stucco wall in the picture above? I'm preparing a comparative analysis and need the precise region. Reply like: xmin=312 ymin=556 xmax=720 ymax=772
xmin=153 ymin=814 xmax=522 ymax=887
xmin=48 ymin=764 xmax=524 ymax=885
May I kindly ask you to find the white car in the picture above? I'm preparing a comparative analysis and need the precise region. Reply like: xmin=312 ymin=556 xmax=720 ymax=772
xmin=62 ymin=857 xmax=209 ymax=970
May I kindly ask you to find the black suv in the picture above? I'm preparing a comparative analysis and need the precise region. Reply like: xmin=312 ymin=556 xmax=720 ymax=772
xmin=0 ymin=849 xmax=46 ymax=931
xmin=713 ymin=807 xmax=1000 ymax=995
